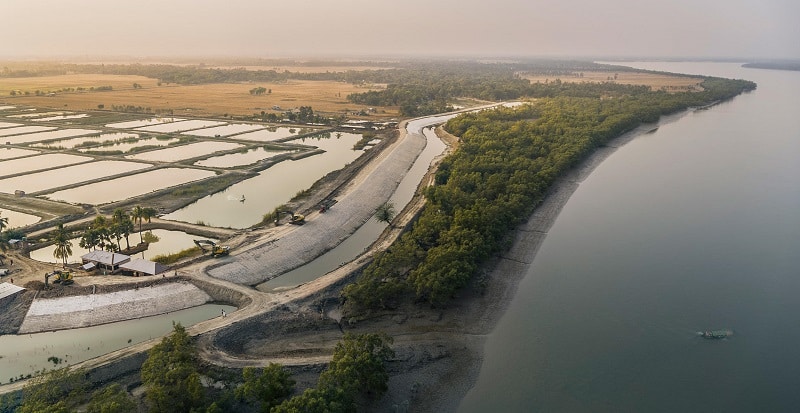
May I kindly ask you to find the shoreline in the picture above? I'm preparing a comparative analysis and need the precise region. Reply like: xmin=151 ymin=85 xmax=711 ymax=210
xmin=413 ymin=111 xmax=694 ymax=413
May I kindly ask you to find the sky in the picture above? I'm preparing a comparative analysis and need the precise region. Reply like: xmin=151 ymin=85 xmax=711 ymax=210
xmin=1 ymin=0 xmax=798 ymax=60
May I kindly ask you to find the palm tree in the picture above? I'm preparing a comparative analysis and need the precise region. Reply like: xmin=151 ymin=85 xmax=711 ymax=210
xmin=131 ymin=205 xmax=157 ymax=243
xmin=111 ymin=209 xmax=134 ymax=251
xmin=0 ymin=211 xmax=8 ymax=232
xmin=51 ymin=223 xmax=73 ymax=268
xmin=374 ymin=202 xmax=396 ymax=226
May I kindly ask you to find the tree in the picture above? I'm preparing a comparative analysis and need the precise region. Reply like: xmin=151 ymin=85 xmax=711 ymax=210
xmin=50 ymin=223 xmax=73 ymax=268
xmin=374 ymin=202 xmax=396 ymax=226
xmin=110 ymin=209 xmax=134 ymax=250
xmin=235 ymin=364 xmax=295 ymax=412
xmin=16 ymin=367 xmax=88 ymax=413
xmin=86 ymin=383 xmax=136 ymax=413
xmin=131 ymin=205 xmax=157 ymax=243
xmin=0 ymin=211 xmax=8 ymax=232
xmin=141 ymin=323 xmax=205 ymax=413
xmin=320 ymin=333 xmax=394 ymax=399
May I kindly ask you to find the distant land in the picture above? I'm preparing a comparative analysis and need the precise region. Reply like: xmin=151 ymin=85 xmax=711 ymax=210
xmin=743 ymin=60 xmax=800 ymax=71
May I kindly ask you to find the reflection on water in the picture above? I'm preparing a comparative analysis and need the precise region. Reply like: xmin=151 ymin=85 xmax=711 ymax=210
xmin=0 ymin=161 xmax=151 ymax=194
xmin=0 ymin=147 xmax=39 ymax=160
xmin=0 ymin=122 xmax=22 ymax=129
xmin=46 ymin=168 xmax=215 ymax=205
xmin=0 ymin=126 xmax=55 ymax=137
xmin=232 ymin=126 xmax=318 ymax=142
xmin=163 ymin=134 xmax=363 ymax=228
xmin=0 ymin=304 xmax=235 ymax=381
xmin=31 ymin=132 xmax=140 ymax=149
xmin=29 ymin=229 xmax=216 ymax=264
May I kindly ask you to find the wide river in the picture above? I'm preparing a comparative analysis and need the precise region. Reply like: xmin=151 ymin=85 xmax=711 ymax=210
xmin=460 ymin=62 xmax=800 ymax=412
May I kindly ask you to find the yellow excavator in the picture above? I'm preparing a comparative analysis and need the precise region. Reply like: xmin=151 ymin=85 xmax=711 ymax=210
xmin=275 ymin=211 xmax=305 ymax=225
xmin=45 ymin=270 xmax=73 ymax=286
xmin=194 ymin=240 xmax=230 ymax=257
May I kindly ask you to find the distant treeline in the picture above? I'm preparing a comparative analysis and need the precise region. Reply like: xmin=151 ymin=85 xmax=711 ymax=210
xmin=742 ymin=61 xmax=800 ymax=72
xmin=342 ymin=77 xmax=755 ymax=311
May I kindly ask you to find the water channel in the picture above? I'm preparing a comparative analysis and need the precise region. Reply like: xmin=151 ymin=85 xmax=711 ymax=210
xmin=460 ymin=62 xmax=800 ymax=412
xmin=0 ymin=304 xmax=235 ymax=382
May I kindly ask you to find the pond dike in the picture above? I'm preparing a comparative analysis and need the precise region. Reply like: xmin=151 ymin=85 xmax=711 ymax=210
xmin=18 ymin=281 xmax=213 ymax=333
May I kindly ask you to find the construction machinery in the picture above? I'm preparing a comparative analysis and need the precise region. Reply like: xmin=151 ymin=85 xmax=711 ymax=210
xmin=194 ymin=240 xmax=230 ymax=257
xmin=45 ymin=270 xmax=73 ymax=286
xmin=275 ymin=211 xmax=305 ymax=225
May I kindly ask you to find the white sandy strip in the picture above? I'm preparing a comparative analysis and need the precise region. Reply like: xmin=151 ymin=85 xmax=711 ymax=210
xmin=18 ymin=283 xmax=211 ymax=333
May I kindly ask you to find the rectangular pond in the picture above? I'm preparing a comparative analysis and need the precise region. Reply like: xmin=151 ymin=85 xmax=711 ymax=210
xmin=163 ymin=133 xmax=364 ymax=228
xmin=80 ymin=136 xmax=181 ymax=154
xmin=0 ymin=153 xmax=92 ymax=178
xmin=230 ymin=126 xmax=320 ymax=142
xmin=7 ymin=111 xmax=66 ymax=119
xmin=193 ymin=147 xmax=294 ymax=168
xmin=0 ymin=207 xmax=41 ymax=228
xmin=0 ymin=160 xmax=152 ymax=194
xmin=0 ymin=147 xmax=39 ymax=160
xmin=0 ymin=126 xmax=56 ymax=138
xmin=0 ymin=122 xmax=21 ymax=129
xmin=0 ymin=106 xmax=16 ymax=111
xmin=134 ymin=119 xmax=226 ymax=133
xmin=3 ymin=128 xmax=99 ymax=145
xmin=30 ymin=132 xmax=141 ymax=149
xmin=32 ymin=114 xmax=91 ymax=122
xmin=183 ymin=123 xmax=263 ymax=137
xmin=46 ymin=167 xmax=216 ymax=205
xmin=125 ymin=141 xmax=243 ymax=162
xmin=106 ymin=117 xmax=185 ymax=129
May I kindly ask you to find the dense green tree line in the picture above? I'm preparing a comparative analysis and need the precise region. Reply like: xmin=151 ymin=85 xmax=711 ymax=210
xmin=1 ymin=325 xmax=393 ymax=413
xmin=343 ymin=77 xmax=755 ymax=310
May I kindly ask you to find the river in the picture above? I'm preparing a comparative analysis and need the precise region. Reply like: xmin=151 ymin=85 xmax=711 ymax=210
xmin=459 ymin=62 xmax=800 ymax=412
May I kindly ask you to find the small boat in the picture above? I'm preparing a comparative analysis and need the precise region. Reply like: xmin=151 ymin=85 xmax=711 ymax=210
xmin=700 ymin=329 xmax=732 ymax=339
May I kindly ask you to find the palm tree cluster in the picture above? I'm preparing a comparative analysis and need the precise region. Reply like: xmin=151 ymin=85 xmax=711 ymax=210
xmin=78 ymin=206 xmax=157 ymax=255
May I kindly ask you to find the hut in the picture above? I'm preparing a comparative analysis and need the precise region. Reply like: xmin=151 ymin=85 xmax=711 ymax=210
xmin=118 ymin=258 xmax=169 ymax=277
xmin=81 ymin=251 xmax=131 ymax=274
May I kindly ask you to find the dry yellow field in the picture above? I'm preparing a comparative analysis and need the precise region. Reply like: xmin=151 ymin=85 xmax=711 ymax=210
xmin=522 ymin=71 xmax=703 ymax=91
xmin=1 ymin=75 xmax=398 ymax=118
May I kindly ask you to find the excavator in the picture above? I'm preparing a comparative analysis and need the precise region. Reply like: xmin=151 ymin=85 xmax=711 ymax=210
xmin=275 ymin=210 xmax=305 ymax=225
xmin=194 ymin=240 xmax=230 ymax=257
xmin=45 ymin=270 xmax=73 ymax=287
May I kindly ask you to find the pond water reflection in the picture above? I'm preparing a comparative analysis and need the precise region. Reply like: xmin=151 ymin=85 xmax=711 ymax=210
xmin=0 ymin=161 xmax=151 ymax=194
xmin=193 ymin=146 xmax=293 ymax=168
xmin=0 ymin=208 xmax=40 ymax=228
xmin=0 ymin=154 xmax=92 ymax=178
xmin=125 ymin=141 xmax=243 ymax=162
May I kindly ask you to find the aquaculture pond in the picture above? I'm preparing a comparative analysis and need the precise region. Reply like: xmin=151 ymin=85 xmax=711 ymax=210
xmin=7 ymin=111 xmax=66 ymax=119
xmin=80 ymin=136 xmax=180 ymax=154
xmin=193 ymin=146 xmax=293 ymax=168
xmin=134 ymin=119 xmax=225 ymax=133
xmin=125 ymin=141 xmax=243 ymax=162
xmin=32 ymin=114 xmax=90 ymax=122
xmin=30 ymin=132 xmax=140 ymax=149
xmin=106 ymin=117 xmax=184 ymax=129
xmin=0 ymin=122 xmax=21 ymax=129
xmin=0 ymin=147 xmax=39 ymax=160
xmin=0 ymin=304 xmax=236 ymax=382
xmin=0 ymin=161 xmax=151 ymax=194
xmin=3 ymin=128 xmax=99 ymax=145
xmin=230 ymin=126 xmax=319 ymax=142
xmin=29 ymin=229 xmax=216 ymax=264
xmin=0 ymin=126 xmax=55 ymax=138
xmin=162 ymin=133 xmax=363 ymax=228
xmin=46 ymin=167 xmax=216 ymax=205
xmin=183 ymin=123 xmax=263 ymax=137
xmin=0 ymin=208 xmax=40 ymax=228
xmin=0 ymin=153 xmax=92 ymax=178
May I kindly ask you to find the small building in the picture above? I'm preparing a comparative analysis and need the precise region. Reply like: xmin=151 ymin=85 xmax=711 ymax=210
xmin=118 ymin=258 xmax=169 ymax=277
xmin=81 ymin=250 xmax=131 ymax=274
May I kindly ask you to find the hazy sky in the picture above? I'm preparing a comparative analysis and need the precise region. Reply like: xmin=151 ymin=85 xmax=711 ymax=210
xmin=2 ymin=0 xmax=798 ymax=59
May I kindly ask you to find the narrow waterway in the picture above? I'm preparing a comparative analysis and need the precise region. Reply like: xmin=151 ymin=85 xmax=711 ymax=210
xmin=460 ymin=63 xmax=800 ymax=412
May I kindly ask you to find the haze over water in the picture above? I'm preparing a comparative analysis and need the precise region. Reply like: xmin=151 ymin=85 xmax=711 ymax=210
xmin=461 ymin=62 xmax=800 ymax=412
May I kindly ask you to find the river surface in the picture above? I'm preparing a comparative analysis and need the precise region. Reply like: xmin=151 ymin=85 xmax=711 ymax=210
xmin=460 ymin=62 xmax=800 ymax=412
